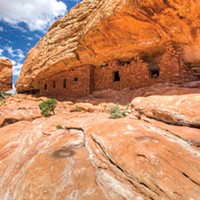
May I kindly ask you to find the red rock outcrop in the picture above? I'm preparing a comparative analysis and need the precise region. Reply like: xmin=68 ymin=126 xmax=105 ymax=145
xmin=0 ymin=92 xmax=200 ymax=199
xmin=2 ymin=0 xmax=200 ymax=197
xmin=1 ymin=82 xmax=199 ymax=127
xmin=0 ymin=94 xmax=42 ymax=127
xmin=131 ymin=93 xmax=200 ymax=127
xmin=16 ymin=0 xmax=200 ymax=96
xmin=0 ymin=58 xmax=12 ymax=91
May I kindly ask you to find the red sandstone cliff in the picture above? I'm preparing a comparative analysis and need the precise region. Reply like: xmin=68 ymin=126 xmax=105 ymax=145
xmin=16 ymin=0 xmax=200 ymax=92
xmin=0 ymin=58 xmax=12 ymax=91
xmin=1 ymin=1 xmax=200 ymax=198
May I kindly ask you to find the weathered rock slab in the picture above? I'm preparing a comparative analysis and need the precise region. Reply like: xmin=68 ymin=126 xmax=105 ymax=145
xmin=0 ymin=112 xmax=200 ymax=199
xmin=0 ymin=118 xmax=108 ymax=200
xmin=85 ymin=118 xmax=200 ymax=199
xmin=131 ymin=94 xmax=200 ymax=127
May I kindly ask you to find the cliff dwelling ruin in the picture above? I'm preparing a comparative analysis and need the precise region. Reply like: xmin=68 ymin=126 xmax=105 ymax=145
xmin=36 ymin=43 xmax=198 ymax=98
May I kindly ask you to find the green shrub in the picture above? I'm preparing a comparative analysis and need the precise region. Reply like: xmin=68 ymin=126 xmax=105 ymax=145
xmin=76 ymin=107 xmax=82 ymax=112
xmin=109 ymin=104 xmax=127 ymax=119
xmin=0 ymin=92 xmax=9 ymax=107
xmin=0 ymin=91 xmax=7 ymax=99
xmin=125 ymin=103 xmax=130 ymax=111
xmin=0 ymin=99 xmax=5 ymax=107
xmin=56 ymin=125 xmax=64 ymax=129
xmin=39 ymin=99 xmax=57 ymax=117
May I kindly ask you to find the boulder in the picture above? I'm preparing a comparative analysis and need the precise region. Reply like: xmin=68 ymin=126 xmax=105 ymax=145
xmin=131 ymin=94 xmax=200 ymax=127
xmin=0 ymin=58 xmax=12 ymax=91
xmin=0 ymin=94 xmax=42 ymax=127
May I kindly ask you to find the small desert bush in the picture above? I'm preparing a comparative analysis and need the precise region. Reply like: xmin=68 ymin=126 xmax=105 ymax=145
xmin=0 ymin=92 xmax=8 ymax=107
xmin=56 ymin=124 xmax=64 ymax=129
xmin=0 ymin=91 xmax=10 ymax=99
xmin=109 ymin=104 xmax=127 ymax=119
xmin=0 ymin=99 xmax=5 ymax=107
xmin=76 ymin=107 xmax=82 ymax=112
xmin=0 ymin=92 xmax=5 ymax=99
xmin=39 ymin=98 xmax=57 ymax=117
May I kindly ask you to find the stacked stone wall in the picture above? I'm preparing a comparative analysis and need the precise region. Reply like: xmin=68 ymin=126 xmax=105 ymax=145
xmin=40 ymin=65 xmax=91 ymax=97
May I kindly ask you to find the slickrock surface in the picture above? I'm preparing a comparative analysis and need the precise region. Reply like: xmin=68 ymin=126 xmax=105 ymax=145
xmin=131 ymin=94 xmax=200 ymax=127
xmin=0 ymin=95 xmax=42 ymax=127
xmin=0 ymin=58 xmax=12 ymax=91
xmin=16 ymin=0 xmax=200 ymax=92
xmin=0 ymin=89 xmax=200 ymax=199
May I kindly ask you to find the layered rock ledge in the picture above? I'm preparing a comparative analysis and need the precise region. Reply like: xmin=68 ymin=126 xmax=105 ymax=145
xmin=16 ymin=0 xmax=200 ymax=93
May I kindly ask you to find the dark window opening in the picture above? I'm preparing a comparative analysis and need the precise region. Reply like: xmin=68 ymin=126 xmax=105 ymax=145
xmin=44 ymin=83 xmax=47 ymax=90
xmin=118 ymin=60 xmax=131 ymax=66
xmin=74 ymin=77 xmax=78 ymax=81
xmin=31 ymin=89 xmax=40 ymax=95
xmin=20 ymin=89 xmax=40 ymax=95
xmin=63 ymin=79 xmax=67 ymax=88
xmin=150 ymin=69 xmax=160 ymax=78
xmin=149 ymin=64 xmax=160 ymax=78
xmin=113 ymin=71 xmax=120 ymax=82
xmin=53 ymin=80 xmax=56 ymax=88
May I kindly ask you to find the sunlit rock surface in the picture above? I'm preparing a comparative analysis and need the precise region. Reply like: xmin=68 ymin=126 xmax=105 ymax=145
xmin=0 ymin=89 xmax=200 ymax=199
xmin=131 ymin=94 xmax=200 ymax=127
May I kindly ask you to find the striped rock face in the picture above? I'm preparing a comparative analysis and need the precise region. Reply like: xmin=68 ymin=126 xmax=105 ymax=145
xmin=0 ymin=58 xmax=12 ymax=91
xmin=0 ymin=92 xmax=200 ymax=199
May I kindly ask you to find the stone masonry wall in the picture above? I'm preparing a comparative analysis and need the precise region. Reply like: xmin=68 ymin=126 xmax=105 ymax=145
xmin=94 ymin=54 xmax=184 ymax=92
xmin=94 ymin=60 xmax=152 ymax=91
xmin=39 ymin=65 xmax=92 ymax=98
xmin=159 ymin=42 xmax=184 ymax=83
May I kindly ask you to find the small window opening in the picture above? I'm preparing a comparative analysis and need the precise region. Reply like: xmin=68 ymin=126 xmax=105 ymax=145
xmin=31 ymin=89 xmax=40 ymax=95
xmin=150 ymin=69 xmax=160 ymax=78
xmin=74 ymin=77 xmax=78 ymax=81
xmin=53 ymin=80 xmax=56 ymax=88
xmin=113 ymin=71 xmax=120 ymax=82
xmin=44 ymin=83 xmax=47 ymax=90
xmin=63 ymin=79 xmax=67 ymax=88
xmin=149 ymin=64 xmax=160 ymax=78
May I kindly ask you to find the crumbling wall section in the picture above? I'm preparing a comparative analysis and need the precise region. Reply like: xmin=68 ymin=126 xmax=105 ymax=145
xmin=94 ymin=60 xmax=155 ymax=91
xmin=94 ymin=49 xmax=185 ymax=92
xmin=39 ymin=65 xmax=92 ymax=98
xmin=158 ymin=42 xmax=185 ymax=83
